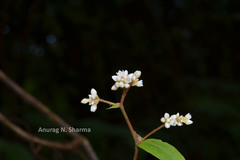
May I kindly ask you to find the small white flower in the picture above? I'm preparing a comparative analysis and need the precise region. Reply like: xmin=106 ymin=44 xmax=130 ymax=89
xmin=81 ymin=88 xmax=99 ymax=112
xmin=131 ymin=71 xmax=143 ymax=87
xmin=182 ymin=113 xmax=193 ymax=125
xmin=174 ymin=113 xmax=183 ymax=126
xmin=111 ymin=70 xmax=143 ymax=90
xmin=160 ymin=113 xmax=171 ymax=128
xmin=136 ymin=80 xmax=143 ymax=87
xmin=169 ymin=114 xmax=177 ymax=126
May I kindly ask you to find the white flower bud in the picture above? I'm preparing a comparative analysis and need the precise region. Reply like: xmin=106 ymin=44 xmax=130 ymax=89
xmin=91 ymin=88 xmax=97 ymax=95
xmin=165 ymin=123 xmax=170 ymax=128
xmin=125 ymin=83 xmax=130 ymax=88
xmin=185 ymin=113 xmax=192 ymax=119
xmin=111 ymin=85 xmax=118 ymax=90
xmin=81 ymin=98 xmax=89 ymax=104
xmin=112 ymin=76 xmax=118 ymax=81
xmin=119 ymin=82 xmax=124 ymax=88
xmin=161 ymin=117 xmax=165 ymax=123
xmin=90 ymin=105 xmax=97 ymax=112
xmin=185 ymin=120 xmax=193 ymax=125
xmin=164 ymin=113 xmax=170 ymax=118
xmin=134 ymin=70 xmax=141 ymax=78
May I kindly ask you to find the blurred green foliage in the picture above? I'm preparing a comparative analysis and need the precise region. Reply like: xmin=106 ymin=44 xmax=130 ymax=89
xmin=0 ymin=0 xmax=240 ymax=159
xmin=0 ymin=139 xmax=33 ymax=160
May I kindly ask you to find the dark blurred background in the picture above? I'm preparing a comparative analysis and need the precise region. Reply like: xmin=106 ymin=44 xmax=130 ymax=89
xmin=0 ymin=0 xmax=240 ymax=159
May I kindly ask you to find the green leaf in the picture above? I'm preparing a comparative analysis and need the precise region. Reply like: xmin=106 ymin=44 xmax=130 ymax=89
xmin=106 ymin=105 xmax=119 ymax=110
xmin=138 ymin=138 xmax=185 ymax=160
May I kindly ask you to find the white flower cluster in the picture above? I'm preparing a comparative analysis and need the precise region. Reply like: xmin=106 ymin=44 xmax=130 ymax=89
xmin=111 ymin=70 xmax=143 ymax=90
xmin=81 ymin=70 xmax=143 ymax=112
xmin=81 ymin=88 xmax=99 ymax=112
xmin=160 ymin=113 xmax=193 ymax=128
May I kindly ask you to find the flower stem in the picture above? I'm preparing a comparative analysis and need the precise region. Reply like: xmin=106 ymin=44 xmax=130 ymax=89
xmin=99 ymin=98 xmax=119 ymax=106
xmin=120 ymin=104 xmax=138 ymax=142
xmin=133 ymin=146 xmax=139 ymax=160
xmin=141 ymin=124 xmax=164 ymax=142
xmin=119 ymin=88 xmax=138 ymax=143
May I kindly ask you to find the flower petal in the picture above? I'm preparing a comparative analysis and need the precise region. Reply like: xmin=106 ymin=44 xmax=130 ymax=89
xmin=164 ymin=113 xmax=169 ymax=118
xmin=160 ymin=117 xmax=165 ymax=123
xmin=171 ymin=115 xmax=177 ymax=119
xmin=90 ymin=105 xmax=97 ymax=112
xmin=124 ymin=70 xmax=128 ymax=76
xmin=125 ymin=83 xmax=130 ymax=88
xmin=185 ymin=113 xmax=192 ymax=119
xmin=111 ymin=85 xmax=118 ymax=90
xmin=165 ymin=123 xmax=170 ymax=128
xmin=119 ymin=82 xmax=124 ymax=88
xmin=91 ymin=88 xmax=97 ymax=95
xmin=186 ymin=120 xmax=193 ymax=125
xmin=81 ymin=98 xmax=89 ymax=104
xmin=134 ymin=70 xmax=141 ymax=79
xmin=112 ymin=76 xmax=118 ymax=81
xmin=136 ymin=80 xmax=143 ymax=87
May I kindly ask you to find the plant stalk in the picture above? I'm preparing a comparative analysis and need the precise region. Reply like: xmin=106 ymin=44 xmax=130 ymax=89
xmin=133 ymin=146 xmax=139 ymax=160
xmin=141 ymin=124 xmax=164 ymax=142
xmin=99 ymin=98 xmax=119 ymax=106
xmin=119 ymin=88 xmax=138 ymax=142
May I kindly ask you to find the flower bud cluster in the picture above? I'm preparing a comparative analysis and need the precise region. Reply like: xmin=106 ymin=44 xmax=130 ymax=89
xmin=81 ymin=70 xmax=143 ymax=112
xmin=111 ymin=70 xmax=143 ymax=90
xmin=160 ymin=113 xmax=193 ymax=128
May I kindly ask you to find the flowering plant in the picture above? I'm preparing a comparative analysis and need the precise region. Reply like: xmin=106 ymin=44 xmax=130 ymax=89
xmin=81 ymin=70 xmax=193 ymax=160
